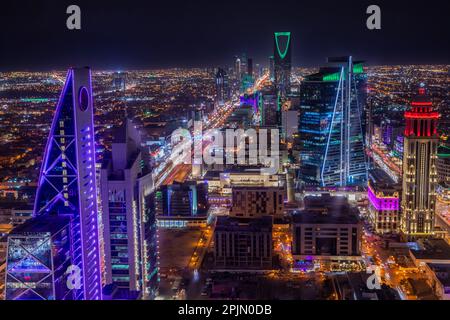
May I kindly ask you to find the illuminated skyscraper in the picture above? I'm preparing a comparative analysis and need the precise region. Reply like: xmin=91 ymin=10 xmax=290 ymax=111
xmin=100 ymin=119 xmax=158 ymax=299
xmin=322 ymin=57 xmax=367 ymax=187
xmin=112 ymin=71 xmax=126 ymax=91
xmin=298 ymin=57 xmax=367 ymax=187
xmin=247 ymin=58 xmax=253 ymax=78
xmin=215 ymin=68 xmax=230 ymax=106
xmin=269 ymin=56 xmax=275 ymax=81
xmin=240 ymin=53 xmax=247 ymax=78
xmin=273 ymin=32 xmax=291 ymax=96
xmin=259 ymin=89 xmax=278 ymax=126
xmin=6 ymin=67 xmax=103 ymax=300
xmin=400 ymin=86 xmax=439 ymax=239
xmin=234 ymin=57 xmax=241 ymax=82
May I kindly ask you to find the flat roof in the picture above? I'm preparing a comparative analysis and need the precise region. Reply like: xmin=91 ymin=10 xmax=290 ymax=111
xmin=293 ymin=195 xmax=360 ymax=224
xmin=10 ymin=214 xmax=70 ymax=235
xmin=216 ymin=216 xmax=273 ymax=232
xmin=410 ymin=239 xmax=450 ymax=262
xmin=369 ymin=168 xmax=398 ymax=187
xmin=427 ymin=263 xmax=450 ymax=287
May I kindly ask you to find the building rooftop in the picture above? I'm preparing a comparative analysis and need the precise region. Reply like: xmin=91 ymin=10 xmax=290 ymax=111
xmin=304 ymin=67 xmax=342 ymax=81
xmin=369 ymin=168 xmax=397 ymax=186
xmin=410 ymin=239 xmax=450 ymax=262
xmin=293 ymin=195 xmax=360 ymax=224
xmin=368 ymin=168 xmax=401 ymax=194
xmin=215 ymin=215 xmax=273 ymax=232
xmin=427 ymin=263 xmax=450 ymax=287
xmin=438 ymin=145 xmax=450 ymax=158
xmin=203 ymin=165 xmax=268 ymax=180
xmin=345 ymin=272 xmax=401 ymax=300
xmin=10 ymin=214 xmax=70 ymax=235
xmin=231 ymin=186 xmax=284 ymax=192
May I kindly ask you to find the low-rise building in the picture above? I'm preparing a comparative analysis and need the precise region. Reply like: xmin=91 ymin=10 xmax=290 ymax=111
xmin=292 ymin=195 xmax=362 ymax=261
xmin=367 ymin=169 xmax=401 ymax=234
xmin=214 ymin=215 xmax=273 ymax=270
xmin=409 ymin=238 xmax=450 ymax=266
xmin=424 ymin=263 xmax=450 ymax=300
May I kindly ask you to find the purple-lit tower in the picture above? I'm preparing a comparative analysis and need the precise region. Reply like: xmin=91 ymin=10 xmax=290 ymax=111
xmin=5 ymin=67 xmax=102 ymax=300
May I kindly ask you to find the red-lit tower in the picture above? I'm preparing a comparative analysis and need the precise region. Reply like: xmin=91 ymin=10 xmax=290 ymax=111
xmin=401 ymin=85 xmax=439 ymax=239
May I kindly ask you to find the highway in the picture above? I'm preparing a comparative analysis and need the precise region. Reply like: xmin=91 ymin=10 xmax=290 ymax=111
xmin=150 ymin=98 xmax=238 ymax=191
xmin=152 ymin=71 xmax=270 ymax=192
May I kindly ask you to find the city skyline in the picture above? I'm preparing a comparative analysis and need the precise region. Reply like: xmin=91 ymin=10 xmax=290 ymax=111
xmin=0 ymin=1 xmax=449 ymax=305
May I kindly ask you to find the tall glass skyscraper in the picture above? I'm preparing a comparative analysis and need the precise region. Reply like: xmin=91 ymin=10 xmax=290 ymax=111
xmin=298 ymin=57 xmax=367 ymax=187
xmin=298 ymin=67 xmax=341 ymax=186
xmin=5 ymin=67 xmax=103 ymax=300
xmin=322 ymin=57 xmax=367 ymax=187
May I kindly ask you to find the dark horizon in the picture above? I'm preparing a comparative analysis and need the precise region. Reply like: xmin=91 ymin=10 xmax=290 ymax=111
xmin=1 ymin=0 xmax=449 ymax=71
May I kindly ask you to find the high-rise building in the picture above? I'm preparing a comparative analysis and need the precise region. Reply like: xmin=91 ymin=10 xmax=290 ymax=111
xmin=255 ymin=63 xmax=262 ymax=78
xmin=298 ymin=67 xmax=341 ymax=186
xmin=273 ymin=32 xmax=291 ymax=96
xmin=112 ymin=71 xmax=126 ymax=91
xmin=240 ymin=53 xmax=247 ymax=79
xmin=234 ymin=57 xmax=241 ymax=82
xmin=269 ymin=56 xmax=275 ymax=81
xmin=401 ymin=86 xmax=440 ymax=239
xmin=6 ymin=68 xmax=103 ymax=300
xmin=436 ymin=144 xmax=450 ymax=205
xmin=215 ymin=68 xmax=230 ymax=106
xmin=247 ymin=58 xmax=253 ymax=78
xmin=156 ymin=181 xmax=209 ymax=217
xmin=437 ymin=144 xmax=450 ymax=185
xmin=281 ymin=109 xmax=298 ymax=142
xmin=100 ymin=119 xmax=158 ymax=299
xmin=259 ymin=89 xmax=278 ymax=126
xmin=437 ymin=98 xmax=449 ymax=136
xmin=298 ymin=58 xmax=367 ymax=187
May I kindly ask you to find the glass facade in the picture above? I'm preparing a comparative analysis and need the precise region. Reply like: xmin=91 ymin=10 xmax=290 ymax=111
xmin=298 ymin=77 xmax=339 ymax=186
xmin=298 ymin=58 xmax=367 ymax=187
xmin=5 ymin=217 xmax=73 ymax=300
xmin=142 ymin=193 xmax=159 ymax=299
xmin=322 ymin=57 xmax=367 ymax=187
xmin=108 ymin=189 xmax=130 ymax=287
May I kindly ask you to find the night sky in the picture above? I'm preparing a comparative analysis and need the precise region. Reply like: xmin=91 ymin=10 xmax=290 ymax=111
xmin=1 ymin=0 xmax=449 ymax=71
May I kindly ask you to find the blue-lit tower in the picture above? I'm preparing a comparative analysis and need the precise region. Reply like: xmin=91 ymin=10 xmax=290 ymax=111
xmin=322 ymin=57 xmax=367 ymax=187
xmin=6 ymin=67 xmax=103 ymax=300
xmin=298 ymin=57 xmax=367 ymax=187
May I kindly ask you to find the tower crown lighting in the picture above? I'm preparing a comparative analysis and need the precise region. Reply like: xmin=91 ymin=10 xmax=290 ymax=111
xmin=404 ymin=87 xmax=440 ymax=137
